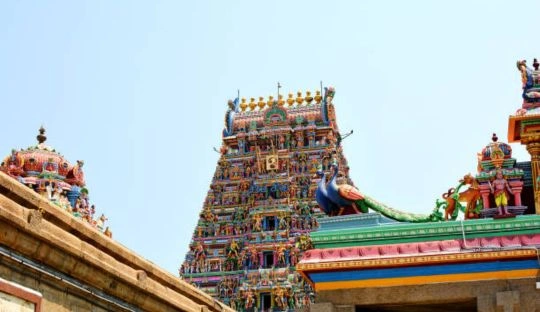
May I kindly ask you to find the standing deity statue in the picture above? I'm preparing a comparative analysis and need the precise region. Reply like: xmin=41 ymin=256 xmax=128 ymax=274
xmin=488 ymin=170 xmax=514 ymax=216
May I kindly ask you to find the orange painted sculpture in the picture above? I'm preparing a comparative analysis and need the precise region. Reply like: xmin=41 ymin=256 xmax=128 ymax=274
xmin=459 ymin=173 xmax=481 ymax=219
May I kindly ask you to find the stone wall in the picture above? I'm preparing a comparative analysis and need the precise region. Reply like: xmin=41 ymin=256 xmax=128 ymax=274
xmin=311 ymin=278 xmax=540 ymax=312
xmin=0 ymin=172 xmax=233 ymax=312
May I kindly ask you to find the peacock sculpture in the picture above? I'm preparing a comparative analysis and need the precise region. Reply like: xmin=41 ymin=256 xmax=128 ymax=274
xmin=325 ymin=162 xmax=366 ymax=215
xmin=315 ymin=166 xmax=339 ymax=215
xmin=315 ymin=161 xmax=444 ymax=222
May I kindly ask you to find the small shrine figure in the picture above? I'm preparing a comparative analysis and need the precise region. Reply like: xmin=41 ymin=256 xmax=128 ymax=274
xmin=488 ymin=170 xmax=514 ymax=217
xmin=44 ymin=158 xmax=57 ymax=174
xmin=194 ymin=242 xmax=207 ymax=272
xmin=228 ymin=239 xmax=240 ymax=258
xmin=278 ymin=213 xmax=289 ymax=230
xmin=51 ymin=183 xmax=62 ymax=201
xmin=276 ymin=243 xmax=287 ymax=266
xmin=274 ymin=286 xmax=288 ymax=310
xmin=290 ymin=247 xmax=299 ymax=266
xmin=253 ymin=214 xmax=263 ymax=232
xmin=65 ymin=160 xmax=85 ymax=186
xmin=104 ymin=226 xmax=112 ymax=238
xmin=1 ymin=149 xmax=24 ymax=177
xmin=278 ymin=134 xmax=285 ymax=150
xmin=244 ymin=288 xmax=255 ymax=310
xmin=96 ymin=213 xmax=108 ymax=231
xmin=249 ymin=245 xmax=259 ymax=268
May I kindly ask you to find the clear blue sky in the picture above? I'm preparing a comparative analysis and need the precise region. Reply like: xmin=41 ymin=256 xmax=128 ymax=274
xmin=1 ymin=1 xmax=538 ymax=274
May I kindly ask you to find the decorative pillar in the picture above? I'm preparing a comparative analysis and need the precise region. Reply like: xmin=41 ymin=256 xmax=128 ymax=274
xmin=508 ymin=57 xmax=540 ymax=214
xmin=508 ymin=120 xmax=540 ymax=214
xmin=526 ymin=141 xmax=540 ymax=214
xmin=479 ymin=184 xmax=491 ymax=209
xmin=509 ymin=180 xmax=524 ymax=206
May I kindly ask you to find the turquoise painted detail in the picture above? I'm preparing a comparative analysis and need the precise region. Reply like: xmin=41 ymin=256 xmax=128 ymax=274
xmin=311 ymin=215 xmax=540 ymax=249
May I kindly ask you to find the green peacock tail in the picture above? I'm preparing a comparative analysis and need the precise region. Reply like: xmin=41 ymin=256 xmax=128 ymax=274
xmin=356 ymin=195 xmax=444 ymax=223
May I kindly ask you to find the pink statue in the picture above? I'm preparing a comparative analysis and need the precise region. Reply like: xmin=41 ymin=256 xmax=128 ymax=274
xmin=488 ymin=170 xmax=514 ymax=216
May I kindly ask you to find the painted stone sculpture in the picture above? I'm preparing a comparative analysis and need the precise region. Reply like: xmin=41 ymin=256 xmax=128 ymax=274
xmin=0 ymin=127 xmax=110 ymax=235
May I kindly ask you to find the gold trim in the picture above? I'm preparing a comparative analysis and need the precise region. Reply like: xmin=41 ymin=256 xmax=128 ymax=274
xmin=297 ymin=249 xmax=538 ymax=272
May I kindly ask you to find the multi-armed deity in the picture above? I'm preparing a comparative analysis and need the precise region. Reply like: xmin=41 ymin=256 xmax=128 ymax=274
xmin=0 ymin=127 xmax=111 ymax=236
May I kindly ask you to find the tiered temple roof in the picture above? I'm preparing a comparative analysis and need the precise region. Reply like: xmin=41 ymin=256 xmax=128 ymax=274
xmin=180 ymin=87 xmax=361 ymax=311
xmin=0 ymin=127 xmax=110 ymax=236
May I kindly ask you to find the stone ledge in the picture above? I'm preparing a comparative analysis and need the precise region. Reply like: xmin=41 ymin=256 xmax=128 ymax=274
xmin=0 ymin=172 xmax=232 ymax=312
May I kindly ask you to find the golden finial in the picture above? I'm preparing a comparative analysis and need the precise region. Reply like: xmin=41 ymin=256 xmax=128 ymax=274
xmin=278 ymin=94 xmax=285 ymax=107
xmin=314 ymin=90 xmax=322 ymax=104
xmin=240 ymin=98 xmax=248 ymax=112
xmin=287 ymin=93 xmax=295 ymax=106
xmin=258 ymin=97 xmax=266 ymax=110
xmin=295 ymin=91 xmax=304 ymax=105
xmin=267 ymin=95 xmax=274 ymax=107
xmin=249 ymin=98 xmax=257 ymax=111
xmin=305 ymin=91 xmax=313 ymax=105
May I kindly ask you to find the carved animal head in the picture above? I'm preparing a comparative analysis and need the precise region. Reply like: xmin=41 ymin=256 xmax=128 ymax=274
xmin=460 ymin=173 xmax=476 ymax=185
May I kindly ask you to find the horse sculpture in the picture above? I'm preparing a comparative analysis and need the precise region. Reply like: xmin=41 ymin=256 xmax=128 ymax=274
xmin=459 ymin=173 xmax=481 ymax=219
xmin=440 ymin=174 xmax=481 ymax=220
xmin=442 ymin=187 xmax=458 ymax=221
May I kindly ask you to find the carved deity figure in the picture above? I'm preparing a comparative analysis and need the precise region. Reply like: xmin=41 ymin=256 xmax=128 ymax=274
xmin=244 ymin=288 xmax=255 ymax=309
xmin=296 ymin=132 xmax=304 ymax=148
xmin=278 ymin=134 xmax=285 ymax=150
xmin=42 ymin=158 xmax=58 ymax=176
xmin=488 ymin=170 xmax=513 ymax=216
xmin=194 ymin=242 xmax=207 ymax=272
xmin=96 ymin=213 xmax=108 ymax=231
xmin=228 ymin=239 xmax=239 ymax=258
xmin=1 ymin=149 xmax=24 ymax=177
xmin=273 ymin=286 xmax=288 ymax=310
xmin=66 ymin=160 xmax=85 ymax=186
xmin=104 ymin=226 xmax=112 ymax=238
xmin=253 ymin=214 xmax=263 ymax=232
xmin=517 ymin=59 xmax=540 ymax=103
xmin=276 ymin=243 xmax=287 ymax=266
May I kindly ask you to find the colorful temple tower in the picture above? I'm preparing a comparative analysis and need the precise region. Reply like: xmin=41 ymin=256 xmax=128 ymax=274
xmin=179 ymin=87 xmax=361 ymax=311
xmin=0 ymin=127 xmax=110 ymax=235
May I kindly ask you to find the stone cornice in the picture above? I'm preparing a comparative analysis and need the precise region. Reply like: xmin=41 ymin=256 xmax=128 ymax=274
xmin=311 ymin=216 xmax=540 ymax=248
xmin=0 ymin=171 xmax=232 ymax=312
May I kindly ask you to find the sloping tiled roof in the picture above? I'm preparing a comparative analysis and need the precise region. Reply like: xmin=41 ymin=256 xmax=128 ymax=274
xmin=302 ymin=234 xmax=540 ymax=263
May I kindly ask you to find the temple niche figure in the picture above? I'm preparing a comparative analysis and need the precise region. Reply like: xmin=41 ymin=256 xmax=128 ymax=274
xmin=488 ymin=170 xmax=514 ymax=217
xmin=1 ymin=149 xmax=24 ymax=177
xmin=66 ymin=160 xmax=85 ymax=186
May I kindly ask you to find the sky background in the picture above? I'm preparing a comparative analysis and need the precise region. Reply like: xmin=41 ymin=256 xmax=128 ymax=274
xmin=1 ymin=1 xmax=539 ymax=275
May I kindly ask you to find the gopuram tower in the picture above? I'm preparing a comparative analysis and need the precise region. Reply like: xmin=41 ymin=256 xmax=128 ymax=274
xmin=180 ymin=87 xmax=360 ymax=311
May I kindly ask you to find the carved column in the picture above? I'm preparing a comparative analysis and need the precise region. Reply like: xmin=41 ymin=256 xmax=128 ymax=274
xmin=479 ymin=184 xmax=491 ymax=209
xmin=508 ymin=114 xmax=540 ymax=215
xmin=509 ymin=180 xmax=523 ymax=206
xmin=526 ymin=141 xmax=540 ymax=214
